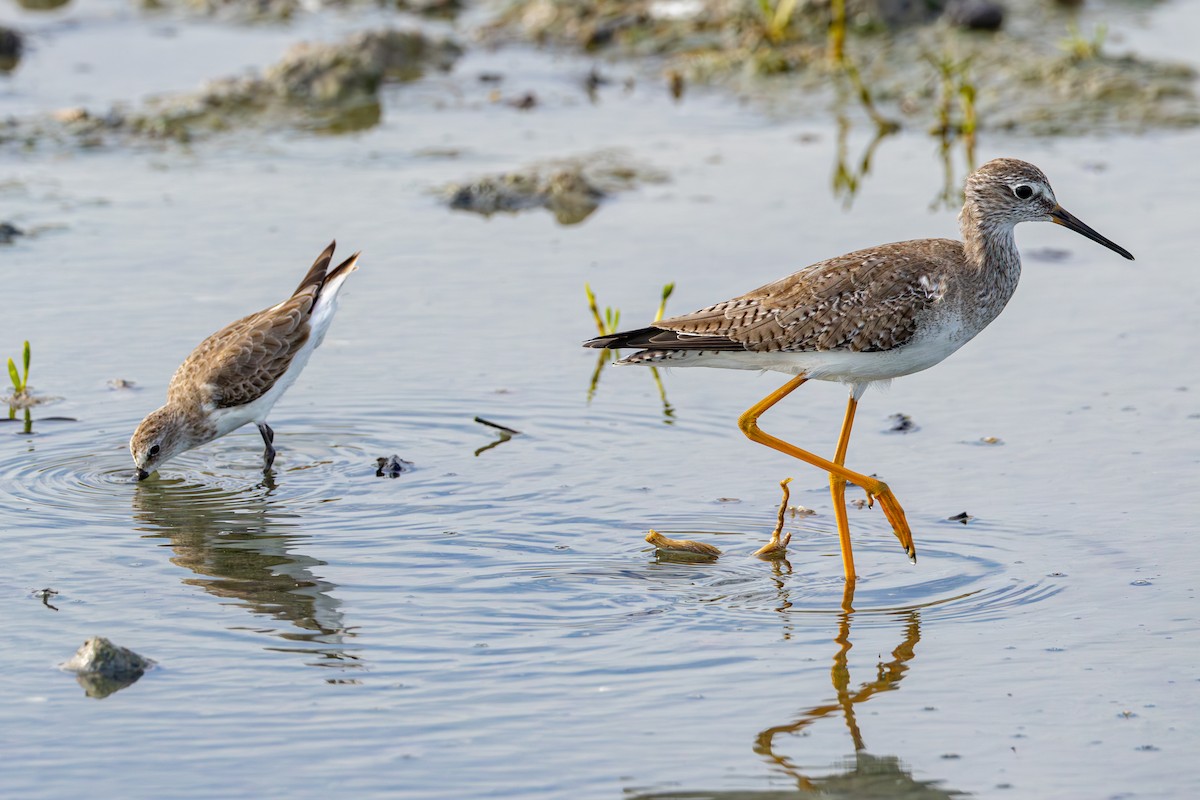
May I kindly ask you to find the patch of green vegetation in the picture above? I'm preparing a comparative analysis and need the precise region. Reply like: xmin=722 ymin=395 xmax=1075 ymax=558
xmin=485 ymin=0 xmax=1199 ymax=136
xmin=756 ymin=0 xmax=800 ymax=45
xmin=585 ymin=282 xmax=676 ymax=423
xmin=1059 ymin=22 xmax=1106 ymax=63
xmin=585 ymin=283 xmax=621 ymax=337
xmin=6 ymin=340 xmax=32 ymax=431
xmin=7 ymin=339 xmax=30 ymax=399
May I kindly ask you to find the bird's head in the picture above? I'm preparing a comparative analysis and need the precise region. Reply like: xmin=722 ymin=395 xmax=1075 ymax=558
xmin=129 ymin=407 xmax=189 ymax=481
xmin=964 ymin=158 xmax=1133 ymax=260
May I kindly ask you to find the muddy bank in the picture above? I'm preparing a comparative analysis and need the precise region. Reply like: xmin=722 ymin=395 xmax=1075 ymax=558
xmin=0 ymin=28 xmax=461 ymax=148
xmin=441 ymin=150 xmax=668 ymax=224
xmin=484 ymin=0 xmax=1198 ymax=134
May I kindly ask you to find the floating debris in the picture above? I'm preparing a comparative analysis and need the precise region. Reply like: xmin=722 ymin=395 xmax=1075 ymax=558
xmin=375 ymin=455 xmax=414 ymax=477
xmin=886 ymin=413 xmax=919 ymax=434
xmin=0 ymin=26 xmax=21 ymax=73
xmin=788 ymin=505 xmax=816 ymax=517
xmin=61 ymin=637 xmax=155 ymax=699
xmin=506 ymin=91 xmax=538 ymax=110
xmin=474 ymin=416 xmax=520 ymax=436
xmin=0 ymin=222 xmax=23 ymax=243
xmin=667 ymin=69 xmax=685 ymax=100
xmin=754 ymin=478 xmax=793 ymax=560
xmin=107 ymin=378 xmax=137 ymax=390
xmin=944 ymin=0 xmax=1004 ymax=32
xmin=849 ymin=498 xmax=868 ymax=509
xmin=473 ymin=415 xmax=521 ymax=456
xmin=442 ymin=151 xmax=667 ymax=225
xmin=584 ymin=67 xmax=611 ymax=93
xmin=978 ymin=436 xmax=1003 ymax=445
xmin=34 ymin=587 xmax=58 ymax=610
xmin=646 ymin=529 xmax=721 ymax=558
xmin=947 ymin=511 xmax=974 ymax=524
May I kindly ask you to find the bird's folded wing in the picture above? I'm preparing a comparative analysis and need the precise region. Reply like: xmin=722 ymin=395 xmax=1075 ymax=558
xmin=167 ymin=296 xmax=314 ymax=409
xmin=655 ymin=241 xmax=961 ymax=354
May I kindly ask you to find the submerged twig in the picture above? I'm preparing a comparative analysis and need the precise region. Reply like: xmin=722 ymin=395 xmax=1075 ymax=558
xmin=473 ymin=416 xmax=521 ymax=436
xmin=754 ymin=478 xmax=794 ymax=559
xmin=473 ymin=415 xmax=521 ymax=457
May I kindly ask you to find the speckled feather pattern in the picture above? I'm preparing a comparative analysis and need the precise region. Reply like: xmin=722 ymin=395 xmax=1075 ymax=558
xmin=626 ymin=238 xmax=970 ymax=355
xmin=130 ymin=241 xmax=359 ymax=476
xmin=584 ymin=158 xmax=1081 ymax=374
xmin=167 ymin=291 xmax=316 ymax=412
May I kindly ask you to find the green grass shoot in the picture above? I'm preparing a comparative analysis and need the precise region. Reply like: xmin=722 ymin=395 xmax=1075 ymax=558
xmin=654 ymin=283 xmax=675 ymax=323
xmin=1059 ymin=23 xmax=1106 ymax=61
xmin=7 ymin=340 xmax=30 ymax=395
xmin=757 ymin=0 xmax=800 ymax=45
xmin=585 ymin=283 xmax=621 ymax=337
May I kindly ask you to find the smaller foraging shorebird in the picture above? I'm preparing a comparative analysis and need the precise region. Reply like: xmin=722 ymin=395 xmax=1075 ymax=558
xmin=130 ymin=241 xmax=359 ymax=481
xmin=585 ymin=158 xmax=1133 ymax=582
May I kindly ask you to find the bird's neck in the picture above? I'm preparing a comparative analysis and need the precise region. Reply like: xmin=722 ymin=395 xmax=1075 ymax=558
xmin=959 ymin=205 xmax=1022 ymax=282
xmin=958 ymin=204 xmax=1023 ymax=324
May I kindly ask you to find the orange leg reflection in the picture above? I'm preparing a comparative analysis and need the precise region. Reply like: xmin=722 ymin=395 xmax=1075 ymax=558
xmin=753 ymin=582 xmax=925 ymax=790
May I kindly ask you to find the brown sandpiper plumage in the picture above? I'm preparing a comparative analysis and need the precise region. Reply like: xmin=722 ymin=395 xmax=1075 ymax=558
xmin=585 ymin=158 xmax=1133 ymax=582
xmin=130 ymin=241 xmax=360 ymax=481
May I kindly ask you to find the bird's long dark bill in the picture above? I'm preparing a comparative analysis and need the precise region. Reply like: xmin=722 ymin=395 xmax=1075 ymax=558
xmin=1050 ymin=205 xmax=1134 ymax=260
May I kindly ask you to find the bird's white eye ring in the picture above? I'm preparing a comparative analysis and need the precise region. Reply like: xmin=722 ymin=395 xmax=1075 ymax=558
xmin=1013 ymin=184 xmax=1034 ymax=200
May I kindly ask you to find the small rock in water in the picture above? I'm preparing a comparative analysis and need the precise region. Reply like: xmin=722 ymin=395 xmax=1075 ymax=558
xmin=886 ymin=413 xmax=919 ymax=433
xmin=0 ymin=222 xmax=25 ymax=244
xmin=0 ymin=26 xmax=23 ymax=72
xmin=107 ymin=378 xmax=137 ymax=390
xmin=375 ymin=455 xmax=414 ymax=478
xmin=947 ymin=511 xmax=974 ymax=524
xmin=506 ymin=91 xmax=538 ymax=110
xmin=944 ymin=0 xmax=1005 ymax=31
xmin=61 ymin=637 xmax=155 ymax=699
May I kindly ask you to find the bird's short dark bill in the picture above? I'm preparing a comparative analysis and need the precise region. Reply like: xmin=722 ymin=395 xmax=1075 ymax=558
xmin=1050 ymin=205 xmax=1134 ymax=260
xmin=136 ymin=469 xmax=150 ymax=481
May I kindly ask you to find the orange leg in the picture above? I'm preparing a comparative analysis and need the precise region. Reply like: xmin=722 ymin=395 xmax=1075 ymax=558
xmin=736 ymin=376 xmax=916 ymax=582
xmin=830 ymin=396 xmax=858 ymax=582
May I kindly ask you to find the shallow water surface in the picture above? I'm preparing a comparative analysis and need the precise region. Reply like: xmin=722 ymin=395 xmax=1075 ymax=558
xmin=2 ymin=3 xmax=1199 ymax=799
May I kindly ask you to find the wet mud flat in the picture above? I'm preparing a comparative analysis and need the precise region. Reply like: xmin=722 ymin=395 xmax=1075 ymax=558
xmin=2 ymin=1 xmax=1200 ymax=799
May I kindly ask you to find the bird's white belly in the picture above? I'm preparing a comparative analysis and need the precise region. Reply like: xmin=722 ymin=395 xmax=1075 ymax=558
xmin=652 ymin=314 xmax=975 ymax=386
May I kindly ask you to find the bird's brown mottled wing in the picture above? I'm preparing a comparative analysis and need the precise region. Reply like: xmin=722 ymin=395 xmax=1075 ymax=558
xmin=167 ymin=293 xmax=316 ymax=409
xmin=165 ymin=243 xmax=341 ymax=408
xmin=654 ymin=239 xmax=965 ymax=353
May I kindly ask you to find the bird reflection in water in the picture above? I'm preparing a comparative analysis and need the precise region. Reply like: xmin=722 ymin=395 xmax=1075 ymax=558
xmin=631 ymin=581 xmax=968 ymax=799
xmin=132 ymin=476 xmax=360 ymax=674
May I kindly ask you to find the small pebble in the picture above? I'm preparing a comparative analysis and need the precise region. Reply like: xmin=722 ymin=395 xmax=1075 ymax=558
xmin=886 ymin=413 xmax=918 ymax=433
xmin=375 ymin=455 xmax=414 ymax=478
xmin=0 ymin=222 xmax=25 ymax=243
xmin=944 ymin=0 xmax=1004 ymax=31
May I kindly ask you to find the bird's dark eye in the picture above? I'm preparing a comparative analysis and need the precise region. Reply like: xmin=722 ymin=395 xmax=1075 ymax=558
xmin=149 ymin=444 xmax=161 ymax=457
xmin=1013 ymin=184 xmax=1034 ymax=200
